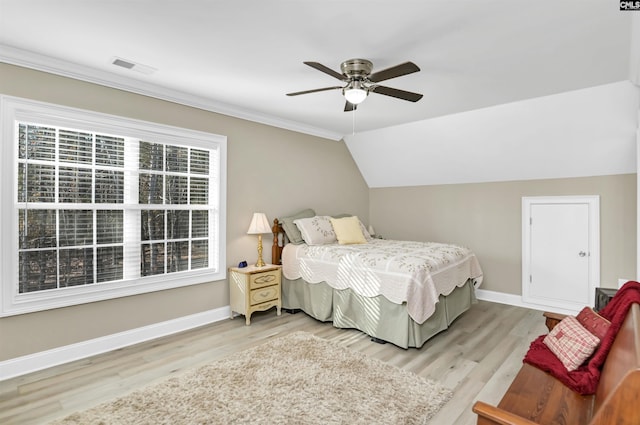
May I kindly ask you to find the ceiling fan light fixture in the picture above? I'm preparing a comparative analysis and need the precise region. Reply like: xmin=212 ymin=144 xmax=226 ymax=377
xmin=343 ymin=81 xmax=368 ymax=105
xmin=288 ymin=59 xmax=422 ymax=111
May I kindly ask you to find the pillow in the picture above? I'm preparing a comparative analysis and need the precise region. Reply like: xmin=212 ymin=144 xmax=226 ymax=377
xmin=293 ymin=215 xmax=337 ymax=245
xmin=543 ymin=316 xmax=600 ymax=372
xmin=359 ymin=220 xmax=372 ymax=240
xmin=332 ymin=213 xmax=351 ymax=218
xmin=280 ymin=209 xmax=315 ymax=244
xmin=576 ymin=307 xmax=611 ymax=340
xmin=330 ymin=216 xmax=367 ymax=245
xmin=333 ymin=214 xmax=372 ymax=240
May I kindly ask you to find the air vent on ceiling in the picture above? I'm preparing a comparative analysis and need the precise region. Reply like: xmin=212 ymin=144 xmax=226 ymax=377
xmin=111 ymin=57 xmax=156 ymax=75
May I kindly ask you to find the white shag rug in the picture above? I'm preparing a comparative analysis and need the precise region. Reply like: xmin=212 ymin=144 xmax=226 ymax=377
xmin=51 ymin=331 xmax=452 ymax=424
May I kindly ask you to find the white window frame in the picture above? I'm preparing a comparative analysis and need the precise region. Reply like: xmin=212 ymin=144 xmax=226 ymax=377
xmin=0 ymin=95 xmax=227 ymax=316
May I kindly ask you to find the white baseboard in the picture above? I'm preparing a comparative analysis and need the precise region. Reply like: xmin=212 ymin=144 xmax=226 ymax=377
xmin=0 ymin=306 xmax=231 ymax=381
xmin=1 ymin=290 xmax=577 ymax=381
xmin=475 ymin=288 xmax=579 ymax=316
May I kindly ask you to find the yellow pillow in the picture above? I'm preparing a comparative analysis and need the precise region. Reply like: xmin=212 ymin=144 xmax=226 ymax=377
xmin=330 ymin=216 xmax=367 ymax=245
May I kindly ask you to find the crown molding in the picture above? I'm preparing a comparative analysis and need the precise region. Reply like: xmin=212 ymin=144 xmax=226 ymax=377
xmin=0 ymin=45 xmax=343 ymax=141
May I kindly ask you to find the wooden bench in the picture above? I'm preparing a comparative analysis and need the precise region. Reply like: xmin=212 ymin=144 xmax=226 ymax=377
xmin=472 ymin=303 xmax=640 ymax=425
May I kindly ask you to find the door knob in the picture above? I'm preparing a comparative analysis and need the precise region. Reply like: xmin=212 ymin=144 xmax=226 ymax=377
xmin=578 ymin=251 xmax=587 ymax=257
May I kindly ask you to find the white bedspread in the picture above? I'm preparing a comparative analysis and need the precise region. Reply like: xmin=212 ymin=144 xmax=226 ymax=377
xmin=282 ymin=239 xmax=483 ymax=324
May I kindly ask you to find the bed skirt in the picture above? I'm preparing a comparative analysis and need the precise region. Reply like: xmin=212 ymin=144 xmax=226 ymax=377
xmin=281 ymin=277 xmax=476 ymax=348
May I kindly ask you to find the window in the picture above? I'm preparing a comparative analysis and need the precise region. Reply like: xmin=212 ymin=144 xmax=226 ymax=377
xmin=1 ymin=96 xmax=227 ymax=316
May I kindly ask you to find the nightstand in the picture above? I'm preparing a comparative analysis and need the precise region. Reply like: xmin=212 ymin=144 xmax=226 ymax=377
xmin=229 ymin=264 xmax=281 ymax=325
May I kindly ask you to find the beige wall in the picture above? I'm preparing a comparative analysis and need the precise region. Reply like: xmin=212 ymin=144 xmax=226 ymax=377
xmin=0 ymin=63 xmax=369 ymax=361
xmin=1 ymin=62 xmax=635 ymax=363
xmin=370 ymin=174 xmax=637 ymax=294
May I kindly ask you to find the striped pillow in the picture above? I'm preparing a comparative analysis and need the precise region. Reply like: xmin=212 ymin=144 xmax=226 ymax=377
xmin=543 ymin=316 xmax=600 ymax=372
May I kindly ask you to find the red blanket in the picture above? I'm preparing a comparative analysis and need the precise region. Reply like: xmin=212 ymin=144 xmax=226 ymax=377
xmin=522 ymin=281 xmax=640 ymax=395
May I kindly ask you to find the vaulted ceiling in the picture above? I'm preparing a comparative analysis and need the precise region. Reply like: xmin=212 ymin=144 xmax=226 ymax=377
xmin=0 ymin=1 xmax=635 ymax=140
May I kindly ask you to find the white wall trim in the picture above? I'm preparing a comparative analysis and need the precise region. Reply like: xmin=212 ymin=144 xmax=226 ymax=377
xmin=475 ymin=288 xmax=579 ymax=316
xmin=0 ymin=291 xmax=579 ymax=381
xmin=0 ymin=306 xmax=231 ymax=381
xmin=0 ymin=44 xmax=343 ymax=142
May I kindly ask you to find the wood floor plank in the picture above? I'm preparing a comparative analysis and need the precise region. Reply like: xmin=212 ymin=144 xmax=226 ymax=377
xmin=0 ymin=300 xmax=546 ymax=425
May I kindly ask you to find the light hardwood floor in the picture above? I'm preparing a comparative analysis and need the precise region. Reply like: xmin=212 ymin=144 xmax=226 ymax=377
xmin=0 ymin=300 xmax=547 ymax=425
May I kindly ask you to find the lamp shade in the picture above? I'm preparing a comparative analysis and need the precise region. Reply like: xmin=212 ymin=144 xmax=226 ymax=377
xmin=247 ymin=212 xmax=271 ymax=234
xmin=344 ymin=88 xmax=367 ymax=104
xmin=343 ymin=80 xmax=368 ymax=105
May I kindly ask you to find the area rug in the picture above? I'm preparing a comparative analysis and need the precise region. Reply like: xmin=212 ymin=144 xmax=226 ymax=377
xmin=51 ymin=331 xmax=452 ymax=424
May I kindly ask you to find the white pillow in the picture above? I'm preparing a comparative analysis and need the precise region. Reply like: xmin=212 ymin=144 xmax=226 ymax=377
xmin=293 ymin=216 xmax=337 ymax=245
xmin=358 ymin=220 xmax=372 ymax=240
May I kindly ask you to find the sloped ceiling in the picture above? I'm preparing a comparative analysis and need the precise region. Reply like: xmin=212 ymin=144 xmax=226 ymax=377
xmin=0 ymin=1 xmax=634 ymax=140
xmin=345 ymin=81 xmax=639 ymax=187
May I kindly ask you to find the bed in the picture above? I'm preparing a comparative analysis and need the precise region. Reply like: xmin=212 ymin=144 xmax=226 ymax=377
xmin=271 ymin=212 xmax=483 ymax=348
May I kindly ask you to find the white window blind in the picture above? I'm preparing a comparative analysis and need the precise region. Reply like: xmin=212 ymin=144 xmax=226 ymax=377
xmin=1 ymin=96 xmax=227 ymax=316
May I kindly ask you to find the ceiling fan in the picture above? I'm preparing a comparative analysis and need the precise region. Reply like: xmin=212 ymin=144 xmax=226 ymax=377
xmin=286 ymin=58 xmax=423 ymax=111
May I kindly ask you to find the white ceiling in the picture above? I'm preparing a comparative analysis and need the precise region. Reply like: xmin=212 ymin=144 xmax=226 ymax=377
xmin=0 ymin=1 xmax=634 ymax=140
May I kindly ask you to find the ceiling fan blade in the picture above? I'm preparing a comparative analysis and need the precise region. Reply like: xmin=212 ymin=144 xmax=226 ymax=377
xmin=344 ymin=101 xmax=357 ymax=112
xmin=304 ymin=62 xmax=345 ymax=80
xmin=368 ymin=61 xmax=420 ymax=83
xmin=286 ymin=86 xmax=343 ymax=96
xmin=371 ymin=85 xmax=423 ymax=102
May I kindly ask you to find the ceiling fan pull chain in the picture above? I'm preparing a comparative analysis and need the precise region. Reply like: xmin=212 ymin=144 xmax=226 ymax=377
xmin=352 ymin=108 xmax=356 ymax=135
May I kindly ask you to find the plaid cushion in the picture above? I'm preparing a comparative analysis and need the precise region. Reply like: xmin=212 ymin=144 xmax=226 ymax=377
xmin=543 ymin=316 xmax=601 ymax=372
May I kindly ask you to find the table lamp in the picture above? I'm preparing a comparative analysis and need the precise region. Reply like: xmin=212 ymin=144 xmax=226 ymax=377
xmin=247 ymin=212 xmax=271 ymax=267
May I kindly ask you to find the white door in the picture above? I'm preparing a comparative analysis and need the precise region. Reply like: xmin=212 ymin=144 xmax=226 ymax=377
xmin=522 ymin=196 xmax=599 ymax=312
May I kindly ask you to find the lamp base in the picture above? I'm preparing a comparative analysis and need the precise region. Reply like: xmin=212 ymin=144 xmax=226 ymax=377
xmin=255 ymin=234 xmax=266 ymax=267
